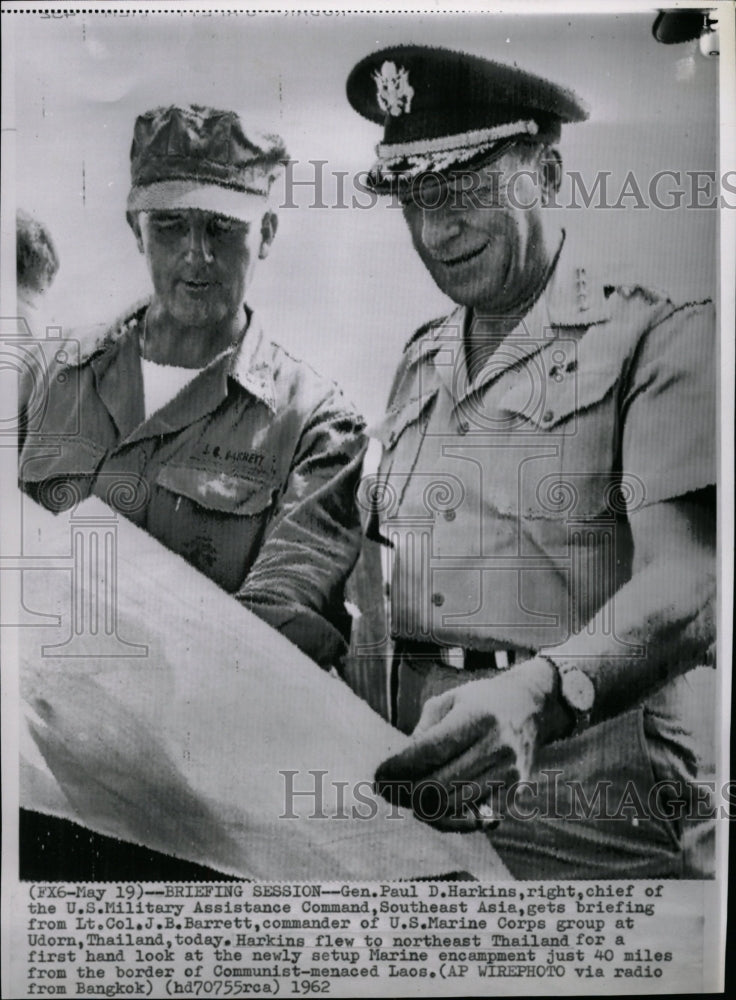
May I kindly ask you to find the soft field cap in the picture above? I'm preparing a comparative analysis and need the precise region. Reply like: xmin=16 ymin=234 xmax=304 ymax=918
xmin=127 ymin=104 xmax=288 ymax=222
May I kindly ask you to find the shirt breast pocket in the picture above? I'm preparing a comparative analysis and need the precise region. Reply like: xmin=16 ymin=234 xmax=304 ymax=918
xmin=19 ymin=436 xmax=106 ymax=511
xmin=370 ymin=389 xmax=439 ymax=517
xmin=156 ymin=465 xmax=277 ymax=515
xmin=151 ymin=465 xmax=278 ymax=590
xmin=499 ymin=367 xmax=623 ymax=520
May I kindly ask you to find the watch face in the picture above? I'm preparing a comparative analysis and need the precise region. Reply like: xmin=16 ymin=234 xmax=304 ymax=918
xmin=561 ymin=668 xmax=595 ymax=713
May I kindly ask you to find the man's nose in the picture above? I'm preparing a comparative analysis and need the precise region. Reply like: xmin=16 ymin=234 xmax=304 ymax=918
xmin=184 ymin=223 xmax=214 ymax=263
xmin=420 ymin=206 xmax=462 ymax=254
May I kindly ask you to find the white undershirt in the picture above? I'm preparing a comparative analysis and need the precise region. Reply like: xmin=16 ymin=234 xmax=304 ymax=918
xmin=140 ymin=356 xmax=202 ymax=419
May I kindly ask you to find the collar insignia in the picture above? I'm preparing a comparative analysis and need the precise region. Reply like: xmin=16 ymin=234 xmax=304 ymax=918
xmin=373 ymin=61 xmax=414 ymax=117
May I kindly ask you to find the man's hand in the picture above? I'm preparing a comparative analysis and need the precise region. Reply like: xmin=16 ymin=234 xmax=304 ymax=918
xmin=375 ymin=657 xmax=571 ymax=831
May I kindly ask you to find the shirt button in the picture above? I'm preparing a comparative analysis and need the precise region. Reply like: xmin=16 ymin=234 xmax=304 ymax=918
xmin=444 ymin=510 xmax=456 ymax=521
xmin=432 ymin=592 xmax=445 ymax=606
xmin=542 ymin=410 xmax=554 ymax=423
xmin=458 ymin=421 xmax=470 ymax=435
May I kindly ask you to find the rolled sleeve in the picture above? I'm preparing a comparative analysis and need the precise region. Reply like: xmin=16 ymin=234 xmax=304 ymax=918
xmin=238 ymin=391 xmax=367 ymax=666
xmin=621 ymin=300 xmax=716 ymax=508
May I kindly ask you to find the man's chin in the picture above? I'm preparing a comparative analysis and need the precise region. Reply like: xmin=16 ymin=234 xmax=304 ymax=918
xmin=432 ymin=275 xmax=501 ymax=311
xmin=168 ymin=297 xmax=227 ymax=329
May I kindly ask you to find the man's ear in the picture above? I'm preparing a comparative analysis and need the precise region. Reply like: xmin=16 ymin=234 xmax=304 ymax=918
xmin=258 ymin=211 xmax=278 ymax=260
xmin=127 ymin=212 xmax=145 ymax=254
xmin=540 ymin=148 xmax=563 ymax=204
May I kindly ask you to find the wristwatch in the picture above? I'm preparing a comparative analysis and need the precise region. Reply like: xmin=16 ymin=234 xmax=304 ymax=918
xmin=541 ymin=654 xmax=595 ymax=735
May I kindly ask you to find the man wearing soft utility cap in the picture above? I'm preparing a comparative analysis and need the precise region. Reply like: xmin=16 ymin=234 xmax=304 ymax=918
xmin=347 ymin=46 xmax=715 ymax=877
xmin=20 ymin=104 xmax=366 ymax=668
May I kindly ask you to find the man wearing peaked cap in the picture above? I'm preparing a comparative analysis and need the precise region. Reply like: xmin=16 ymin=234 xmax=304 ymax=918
xmin=20 ymin=103 xmax=367 ymax=671
xmin=349 ymin=46 xmax=716 ymax=878
xmin=347 ymin=44 xmax=587 ymax=187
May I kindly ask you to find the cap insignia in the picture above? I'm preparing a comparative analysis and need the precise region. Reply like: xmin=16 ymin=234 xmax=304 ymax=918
xmin=373 ymin=61 xmax=414 ymax=117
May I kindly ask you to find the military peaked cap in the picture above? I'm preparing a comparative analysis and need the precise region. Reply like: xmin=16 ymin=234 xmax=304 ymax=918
xmin=346 ymin=45 xmax=588 ymax=188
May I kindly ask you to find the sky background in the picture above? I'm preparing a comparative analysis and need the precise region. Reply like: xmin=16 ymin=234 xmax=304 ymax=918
xmin=7 ymin=8 xmax=719 ymax=425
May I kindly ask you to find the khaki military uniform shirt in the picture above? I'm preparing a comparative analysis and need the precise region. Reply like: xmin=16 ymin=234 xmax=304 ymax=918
xmin=372 ymin=234 xmax=715 ymax=771
xmin=19 ymin=304 xmax=367 ymax=666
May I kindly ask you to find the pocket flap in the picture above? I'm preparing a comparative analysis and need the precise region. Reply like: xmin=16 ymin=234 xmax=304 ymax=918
xmin=19 ymin=436 xmax=106 ymax=483
xmin=156 ymin=465 xmax=275 ymax=515
xmin=370 ymin=389 xmax=438 ymax=450
xmin=499 ymin=366 xmax=618 ymax=429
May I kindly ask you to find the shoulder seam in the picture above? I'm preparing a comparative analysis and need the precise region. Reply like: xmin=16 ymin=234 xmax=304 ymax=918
xmin=646 ymin=297 xmax=714 ymax=336
xmin=68 ymin=302 xmax=148 ymax=366
xmin=270 ymin=339 xmax=348 ymax=396
xmin=268 ymin=340 xmax=363 ymax=418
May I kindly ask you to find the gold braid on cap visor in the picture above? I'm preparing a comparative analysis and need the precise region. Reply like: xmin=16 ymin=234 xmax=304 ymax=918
xmin=372 ymin=119 xmax=539 ymax=182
